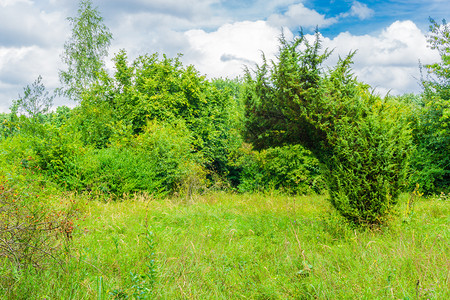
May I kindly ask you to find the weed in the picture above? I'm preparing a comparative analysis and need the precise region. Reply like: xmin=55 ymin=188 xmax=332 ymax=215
xmin=110 ymin=229 xmax=156 ymax=299
xmin=404 ymin=183 xmax=423 ymax=223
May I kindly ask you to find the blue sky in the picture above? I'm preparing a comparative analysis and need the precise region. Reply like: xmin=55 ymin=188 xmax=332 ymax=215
xmin=0 ymin=0 xmax=449 ymax=112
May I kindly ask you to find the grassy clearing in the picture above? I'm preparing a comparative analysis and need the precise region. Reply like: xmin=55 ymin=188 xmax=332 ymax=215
xmin=1 ymin=192 xmax=449 ymax=299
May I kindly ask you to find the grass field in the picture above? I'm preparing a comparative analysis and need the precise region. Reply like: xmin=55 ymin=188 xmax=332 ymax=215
xmin=1 ymin=191 xmax=449 ymax=299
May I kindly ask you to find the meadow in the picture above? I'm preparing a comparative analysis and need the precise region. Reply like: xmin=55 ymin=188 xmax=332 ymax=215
xmin=2 ymin=190 xmax=448 ymax=299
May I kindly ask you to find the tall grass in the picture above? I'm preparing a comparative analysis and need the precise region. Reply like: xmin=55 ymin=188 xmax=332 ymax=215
xmin=1 ymin=191 xmax=448 ymax=299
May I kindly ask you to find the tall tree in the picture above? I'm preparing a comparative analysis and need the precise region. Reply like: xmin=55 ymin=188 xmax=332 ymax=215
xmin=59 ymin=0 xmax=112 ymax=101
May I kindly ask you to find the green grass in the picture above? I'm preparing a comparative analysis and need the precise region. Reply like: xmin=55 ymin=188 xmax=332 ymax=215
xmin=1 ymin=191 xmax=449 ymax=299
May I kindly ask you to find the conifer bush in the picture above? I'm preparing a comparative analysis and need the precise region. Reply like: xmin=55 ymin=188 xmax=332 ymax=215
xmin=244 ymin=33 xmax=413 ymax=225
xmin=322 ymin=93 xmax=413 ymax=225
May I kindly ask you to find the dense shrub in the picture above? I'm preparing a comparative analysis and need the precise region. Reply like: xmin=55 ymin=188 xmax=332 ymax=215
xmin=409 ymin=19 xmax=450 ymax=194
xmin=0 ymin=113 xmax=18 ymax=140
xmin=60 ymin=120 xmax=206 ymax=197
xmin=0 ymin=166 xmax=78 ymax=288
xmin=397 ymin=93 xmax=450 ymax=194
xmin=322 ymin=94 xmax=413 ymax=224
xmin=232 ymin=144 xmax=324 ymax=194
xmin=394 ymin=38 xmax=449 ymax=195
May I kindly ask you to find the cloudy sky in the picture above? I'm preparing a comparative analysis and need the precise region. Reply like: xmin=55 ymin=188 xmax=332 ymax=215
xmin=0 ymin=0 xmax=448 ymax=112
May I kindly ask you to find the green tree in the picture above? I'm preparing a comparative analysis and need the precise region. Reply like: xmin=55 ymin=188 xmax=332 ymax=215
xmin=423 ymin=18 xmax=450 ymax=99
xmin=412 ymin=18 xmax=450 ymax=193
xmin=244 ymin=33 xmax=331 ymax=154
xmin=77 ymin=50 xmax=241 ymax=169
xmin=11 ymin=75 xmax=54 ymax=119
xmin=59 ymin=0 xmax=112 ymax=101
xmin=244 ymin=33 xmax=413 ymax=226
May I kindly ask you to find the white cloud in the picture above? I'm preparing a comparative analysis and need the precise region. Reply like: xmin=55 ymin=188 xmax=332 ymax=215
xmin=349 ymin=1 xmax=374 ymax=20
xmin=105 ymin=0 xmax=225 ymax=28
xmin=184 ymin=21 xmax=290 ymax=78
xmin=0 ymin=1 xmax=445 ymax=113
xmin=184 ymin=19 xmax=439 ymax=95
xmin=268 ymin=3 xmax=337 ymax=29
xmin=321 ymin=20 xmax=440 ymax=94
xmin=0 ymin=45 xmax=63 ymax=111
xmin=0 ymin=0 xmax=67 ymax=47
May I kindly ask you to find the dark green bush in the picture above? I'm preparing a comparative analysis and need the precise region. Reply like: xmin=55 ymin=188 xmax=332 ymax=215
xmin=323 ymin=94 xmax=413 ymax=225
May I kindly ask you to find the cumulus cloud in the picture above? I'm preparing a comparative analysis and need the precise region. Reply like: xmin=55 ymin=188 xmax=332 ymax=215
xmin=0 ymin=0 xmax=68 ymax=112
xmin=349 ymin=1 xmax=374 ymax=20
xmin=184 ymin=21 xmax=289 ymax=78
xmin=105 ymin=0 xmax=217 ymax=17
xmin=321 ymin=20 xmax=440 ymax=94
xmin=183 ymin=18 xmax=439 ymax=95
xmin=268 ymin=2 xmax=337 ymax=29
xmin=0 ymin=1 xmax=445 ymax=113
xmin=104 ymin=0 xmax=226 ymax=30
xmin=0 ymin=45 xmax=63 ymax=111
xmin=220 ymin=54 xmax=255 ymax=65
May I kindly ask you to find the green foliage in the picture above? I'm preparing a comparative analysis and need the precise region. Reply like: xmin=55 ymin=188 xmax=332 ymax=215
xmin=0 ymin=113 xmax=18 ymax=140
xmin=1 ymin=0 xmax=323 ymax=199
xmin=76 ymin=50 xmax=243 ymax=175
xmin=0 ymin=110 xmax=87 ymax=191
xmin=23 ymin=124 xmax=85 ymax=188
xmin=244 ymin=32 xmax=331 ymax=152
xmin=323 ymin=94 xmax=413 ymax=225
xmin=72 ymin=84 xmax=119 ymax=149
xmin=131 ymin=120 xmax=203 ymax=193
xmin=411 ymin=18 xmax=450 ymax=194
xmin=44 ymin=106 xmax=74 ymax=128
xmin=59 ymin=0 xmax=112 ymax=101
xmin=423 ymin=18 xmax=450 ymax=99
xmin=244 ymin=33 xmax=413 ymax=225
xmin=1 ymin=50 xmax=244 ymax=198
xmin=232 ymin=143 xmax=324 ymax=194
xmin=40 ymin=119 xmax=204 ymax=197
xmin=80 ymin=120 xmax=201 ymax=196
